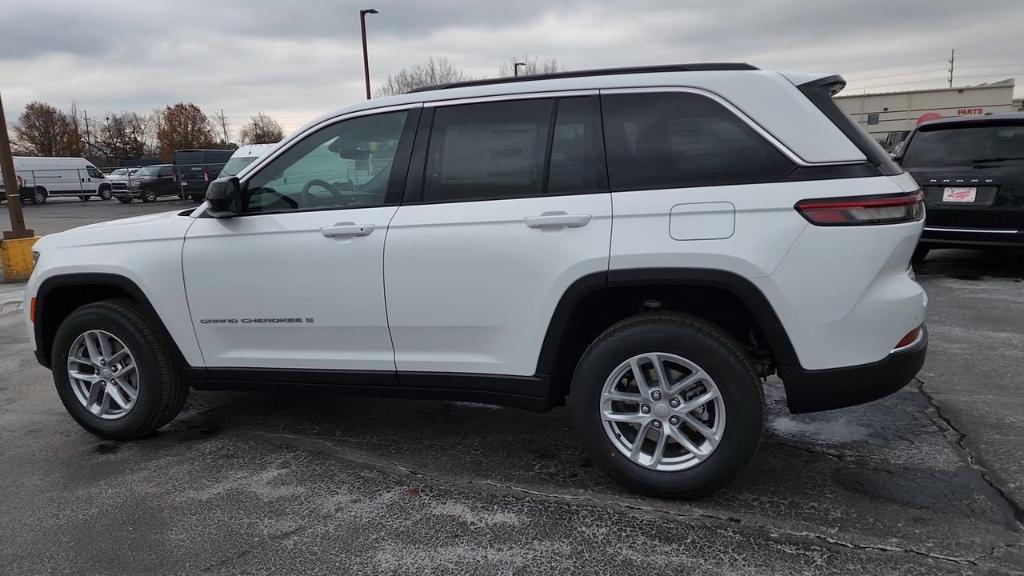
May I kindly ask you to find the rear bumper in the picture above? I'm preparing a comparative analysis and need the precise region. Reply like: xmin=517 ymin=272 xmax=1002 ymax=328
xmin=779 ymin=325 xmax=927 ymax=413
xmin=920 ymin=225 xmax=1024 ymax=247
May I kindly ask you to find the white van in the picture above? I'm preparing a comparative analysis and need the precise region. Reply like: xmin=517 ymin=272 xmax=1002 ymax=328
xmin=217 ymin=143 xmax=279 ymax=178
xmin=0 ymin=157 xmax=111 ymax=204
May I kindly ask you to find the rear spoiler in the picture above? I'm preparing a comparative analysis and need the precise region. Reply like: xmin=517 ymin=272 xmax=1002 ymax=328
xmin=795 ymin=74 xmax=902 ymax=176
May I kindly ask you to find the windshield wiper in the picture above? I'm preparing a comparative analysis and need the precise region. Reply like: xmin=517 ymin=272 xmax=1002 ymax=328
xmin=972 ymin=156 xmax=1024 ymax=164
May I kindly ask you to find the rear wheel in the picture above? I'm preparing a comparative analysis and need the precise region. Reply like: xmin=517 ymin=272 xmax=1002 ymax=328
xmin=141 ymin=189 xmax=157 ymax=203
xmin=51 ymin=299 xmax=188 ymax=440
xmin=569 ymin=312 xmax=764 ymax=498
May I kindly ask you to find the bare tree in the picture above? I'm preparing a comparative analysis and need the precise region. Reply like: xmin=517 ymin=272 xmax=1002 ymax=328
xmin=376 ymin=57 xmax=469 ymax=97
xmin=238 ymin=113 xmax=284 ymax=144
xmin=499 ymin=56 xmax=560 ymax=78
xmin=155 ymin=102 xmax=216 ymax=161
xmin=14 ymin=101 xmax=83 ymax=157
xmin=98 ymin=112 xmax=153 ymax=163
xmin=212 ymin=109 xmax=231 ymax=146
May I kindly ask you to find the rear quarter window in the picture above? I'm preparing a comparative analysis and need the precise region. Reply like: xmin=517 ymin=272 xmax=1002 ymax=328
xmin=601 ymin=92 xmax=794 ymax=191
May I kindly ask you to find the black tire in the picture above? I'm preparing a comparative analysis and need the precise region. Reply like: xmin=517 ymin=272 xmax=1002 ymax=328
xmin=33 ymin=187 xmax=47 ymax=204
xmin=51 ymin=299 xmax=189 ymax=440
xmin=569 ymin=312 xmax=764 ymax=498
xmin=117 ymin=197 xmax=132 ymax=204
xmin=98 ymin=186 xmax=112 ymax=200
xmin=141 ymin=189 xmax=157 ymax=203
xmin=79 ymin=195 xmax=91 ymax=201
xmin=911 ymin=246 xmax=930 ymax=263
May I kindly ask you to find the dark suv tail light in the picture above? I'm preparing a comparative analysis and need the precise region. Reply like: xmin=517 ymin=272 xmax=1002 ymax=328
xmin=795 ymin=191 xmax=924 ymax=226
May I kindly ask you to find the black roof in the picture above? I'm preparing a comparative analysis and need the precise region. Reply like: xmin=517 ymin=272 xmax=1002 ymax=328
xmin=408 ymin=63 xmax=758 ymax=93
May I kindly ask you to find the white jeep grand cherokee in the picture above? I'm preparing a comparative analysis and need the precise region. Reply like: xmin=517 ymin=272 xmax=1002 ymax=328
xmin=25 ymin=64 xmax=927 ymax=497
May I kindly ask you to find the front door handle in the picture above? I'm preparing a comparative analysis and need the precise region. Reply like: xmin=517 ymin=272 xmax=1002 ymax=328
xmin=320 ymin=223 xmax=375 ymax=238
xmin=524 ymin=211 xmax=592 ymax=229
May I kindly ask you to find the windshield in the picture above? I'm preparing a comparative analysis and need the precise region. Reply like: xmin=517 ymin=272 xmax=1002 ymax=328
xmin=902 ymin=124 xmax=1024 ymax=168
xmin=110 ymin=169 xmax=127 ymax=176
xmin=219 ymin=156 xmax=257 ymax=177
xmin=137 ymin=165 xmax=162 ymax=177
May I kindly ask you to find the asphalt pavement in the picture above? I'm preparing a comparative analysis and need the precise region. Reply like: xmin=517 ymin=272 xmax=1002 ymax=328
xmin=0 ymin=200 xmax=1022 ymax=575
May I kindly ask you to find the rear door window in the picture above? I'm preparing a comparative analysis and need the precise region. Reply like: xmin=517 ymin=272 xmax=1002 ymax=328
xmin=548 ymin=97 xmax=607 ymax=195
xmin=601 ymin=92 xmax=794 ymax=191
xmin=423 ymin=99 xmax=553 ymax=202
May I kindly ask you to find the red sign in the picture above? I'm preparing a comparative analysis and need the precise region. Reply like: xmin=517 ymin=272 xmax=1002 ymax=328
xmin=917 ymin=112 xmax=943 ymax=125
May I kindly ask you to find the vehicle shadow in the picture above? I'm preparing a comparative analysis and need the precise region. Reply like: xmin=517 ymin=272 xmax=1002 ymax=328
xmin=915 ymin=248 xmax=1024 ymax=281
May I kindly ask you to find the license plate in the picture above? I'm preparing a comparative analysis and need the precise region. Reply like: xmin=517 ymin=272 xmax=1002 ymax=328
xmin=942 ymin=187 xmax=977 ymax=203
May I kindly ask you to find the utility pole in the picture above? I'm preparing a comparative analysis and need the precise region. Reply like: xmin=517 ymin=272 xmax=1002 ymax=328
xmin=0 ymin=91 xmax=33 ymax=240
xmin=360 ymin=9 xmax=378 ymax=100
xmin=948 ymin=48 xmax=955 ymax=88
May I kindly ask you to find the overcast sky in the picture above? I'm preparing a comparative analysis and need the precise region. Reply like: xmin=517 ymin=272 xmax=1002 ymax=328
xmin=3 ymin=0 xmax=1023 ymax=138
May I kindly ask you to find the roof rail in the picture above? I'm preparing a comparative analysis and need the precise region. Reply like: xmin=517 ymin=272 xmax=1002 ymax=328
xmin=407 ymin=63 xmax=759 ymax=93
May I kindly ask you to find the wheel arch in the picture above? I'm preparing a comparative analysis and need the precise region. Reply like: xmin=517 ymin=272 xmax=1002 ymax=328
xmin=536 ymin=268 xmax=800 ymax=402
xmin=34 ymin=273 xmax=187 ymax=369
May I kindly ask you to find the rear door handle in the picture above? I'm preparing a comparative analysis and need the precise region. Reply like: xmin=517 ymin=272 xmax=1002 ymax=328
xmin=524 ymin=211 xmax=592 ymax=229
xmin=320 ymin=223 xmax=375 ymax=238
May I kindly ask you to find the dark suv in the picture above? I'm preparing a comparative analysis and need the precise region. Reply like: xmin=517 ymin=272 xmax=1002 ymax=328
xmin=896 ymin=113 xmax=1024 ymax=260
xmin=174 ymin=149 xmax=234 ymax=202
xmin=113 ymin=164 xmax=178 ymax=203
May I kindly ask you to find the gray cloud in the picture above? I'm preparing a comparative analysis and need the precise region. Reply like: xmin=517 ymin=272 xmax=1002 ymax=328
xmin=2 ymin=0 xmax=1023 ymax=135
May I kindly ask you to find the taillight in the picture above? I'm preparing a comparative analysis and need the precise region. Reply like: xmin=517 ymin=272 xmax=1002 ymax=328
xmin=795 ymin=191 xmax=924 ymax=226
xmin=894 ymin=326 xmax=922 ymax=350
xmin=30 ymin=297 xmax=36 ymax=324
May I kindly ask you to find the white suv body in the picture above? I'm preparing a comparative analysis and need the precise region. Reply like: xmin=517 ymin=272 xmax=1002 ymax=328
xmin=25 ymin=64 xmax=927 ymax=496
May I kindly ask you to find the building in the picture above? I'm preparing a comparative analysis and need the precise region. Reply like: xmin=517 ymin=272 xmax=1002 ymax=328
xmin=835 ymin=79 xmax=1016 ymax=150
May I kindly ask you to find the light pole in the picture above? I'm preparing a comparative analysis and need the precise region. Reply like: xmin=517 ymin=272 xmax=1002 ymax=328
xmin=360 ymin=8 xmax=378 ymax=100
xmin=514 ymin=62 xmax=526 ymax=77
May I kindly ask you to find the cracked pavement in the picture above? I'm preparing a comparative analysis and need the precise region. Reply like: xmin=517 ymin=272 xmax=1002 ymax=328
xmin=0 ymin=210 xmax=1022 ymax=574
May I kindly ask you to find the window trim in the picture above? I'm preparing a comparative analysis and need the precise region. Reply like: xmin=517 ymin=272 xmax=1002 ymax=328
xmin=227 ymin=104 xmax=421 ymax=218
xmin=403 ymin=93 xmax=609 ymax=206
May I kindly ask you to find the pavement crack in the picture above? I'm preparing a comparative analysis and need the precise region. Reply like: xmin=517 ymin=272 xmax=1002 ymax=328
xmin=776 ymin=529 xmax=985 ymax=567
xmin=915 ymin=377 xmax=1024 ymax=531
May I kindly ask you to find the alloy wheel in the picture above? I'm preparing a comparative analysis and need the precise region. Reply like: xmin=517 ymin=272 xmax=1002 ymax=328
xmin=66 ymin=330 xmax=140 ymax=420
xmin=600 ymin=352 xmax=726 ymax=471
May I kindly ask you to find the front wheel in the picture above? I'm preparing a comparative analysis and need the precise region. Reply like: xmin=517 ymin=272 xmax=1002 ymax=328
xmin=98 ymin=186 xmax=112 ymax=200
xmin=51 ymin=299 xmax=188 ymax=440
xmin=33 ymin=187 xmax=47 ymax=204
xmin=569 ymin=312 xmax=764 ymax=498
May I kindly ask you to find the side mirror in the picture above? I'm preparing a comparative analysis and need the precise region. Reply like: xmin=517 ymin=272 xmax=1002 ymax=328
xmin=206 ymin=177 xmax=241 ymax=218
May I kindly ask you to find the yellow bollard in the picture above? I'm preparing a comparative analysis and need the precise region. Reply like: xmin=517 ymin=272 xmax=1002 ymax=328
xmin=0 ymin=236 xmax=39 ymax=283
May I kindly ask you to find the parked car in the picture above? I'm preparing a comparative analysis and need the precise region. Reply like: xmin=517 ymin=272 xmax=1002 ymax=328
xmin=26 ymin=64 xmax=927 ymax=497
xmin=218 ymin=143 xmax=279 ymax=179
xmin=104 ymin=168 xmax=140 ymax=199
xmin=0 ymin=156 xmax=110 ymax=204
xmin=112 ymin=164 xmax=177 ymax=203
xmin=895 ymin=113 xmax=1024 ymax=261
xmin=174 ymin=149 xmax=234 ymax=202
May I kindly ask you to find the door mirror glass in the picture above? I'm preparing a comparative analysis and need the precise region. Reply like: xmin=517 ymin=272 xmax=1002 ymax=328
xmin=206 ymin=177 xmax=241 ymax=217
